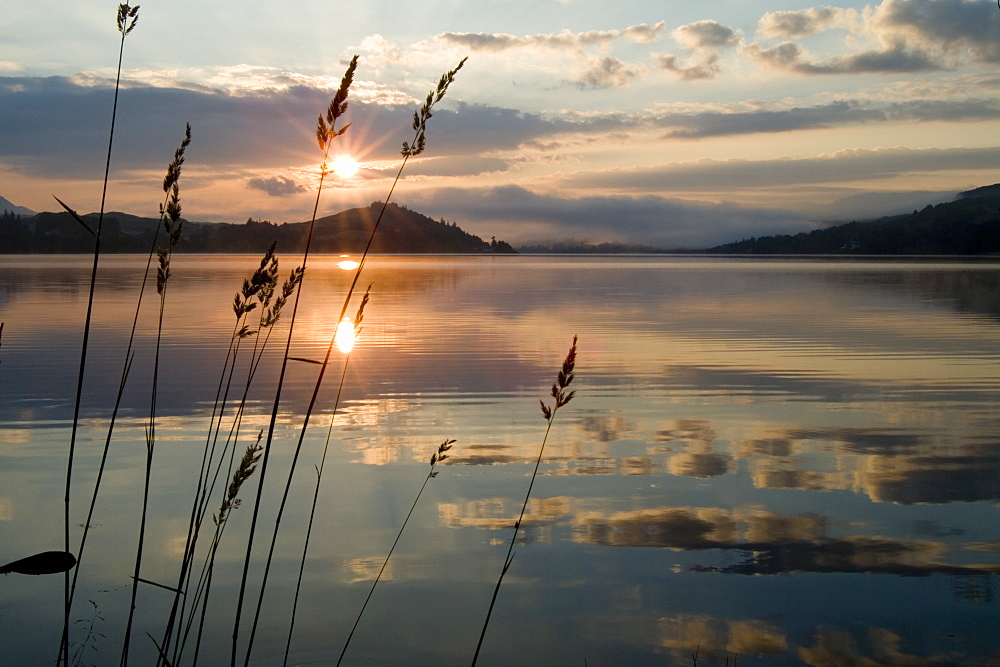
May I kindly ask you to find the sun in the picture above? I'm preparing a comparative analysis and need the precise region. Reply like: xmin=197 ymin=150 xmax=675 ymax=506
xmin=331 ymin=156 xmax=360 ymax=177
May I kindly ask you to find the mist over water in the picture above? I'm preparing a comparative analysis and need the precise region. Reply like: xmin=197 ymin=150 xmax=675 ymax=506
xmin=1 ymin=255 xmax=998 ymax=665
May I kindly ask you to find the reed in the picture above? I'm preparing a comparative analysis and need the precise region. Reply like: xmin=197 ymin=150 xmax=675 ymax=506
xmin=274 ymin=286 xmax=365 ymax=663
xmin=471 ymin=336 xmax=578 ymax=666
xmin=58 ymin=5 xmax=139 ymax=664
xmin=177 ymin=435 xmax=264 ymax=666
xmin=155 ymin=244 xmax=293 ymax=664
xmin=335 ymin=438 xmax=456 ymax=666
xmin=230 ymin=55 xmax=359 ymax=667
xmin=239 ymin=57 xmax=467 ymax=667
xmin=121 ymin=123 xmax=192 ymax=666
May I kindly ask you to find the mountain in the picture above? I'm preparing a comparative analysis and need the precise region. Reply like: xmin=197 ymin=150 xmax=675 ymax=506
xmin=0 ymin=196 xmax=35 ymax=218
xmin=0 ymin=201 xmax=515 ymax=254
xmin=706 ymin=184 xmax=1000 ymax=255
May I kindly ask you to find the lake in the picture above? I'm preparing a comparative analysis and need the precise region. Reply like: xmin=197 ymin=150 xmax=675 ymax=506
xmin=1 ymin=254 xmax=998 ymax=665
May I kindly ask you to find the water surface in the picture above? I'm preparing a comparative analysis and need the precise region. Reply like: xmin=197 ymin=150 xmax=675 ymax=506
xmin=1 ymin=255 xmax=998 ymax=665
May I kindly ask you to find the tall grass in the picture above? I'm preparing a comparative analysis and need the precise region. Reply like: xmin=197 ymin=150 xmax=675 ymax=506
xmin=58 ymin=5 xmax=138 ymax=664
xmin=283 ymin=286 xmax=370 ymax=665
xmin=155 ymin=244 xmax=297 ymax=665
xmin=335 ymin=438 xmax=456 ymax=666
xmin=472 ymin=336 xmax=578 ymax=665
xmin=121 ymin=123 xmax=192 ymax=665
xmin=239 ymin=56 xmax=467 ymax=667
xmin=230 ymin=55 xmax=360 ymax=667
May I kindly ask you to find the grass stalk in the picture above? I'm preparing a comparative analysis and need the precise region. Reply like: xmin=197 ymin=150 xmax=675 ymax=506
xmin=121 ymin=123 xmax=191 ymax=666
xmin=230 ymin=55 xmax=359 ymax=667
xmin=239 ymin=57 xmax=467 ymax=667
xmin=335 ymin=438 xmax=455 ymax=666
xmin=157 ymin=245 xmax=284 ymax=664
xmin=281 ymin=289 xmax=369 ymax=664
xmin=58 ymin=5 xmax=138 ymax=664
xmin=471 ymin=336 xmax=578 ymax=666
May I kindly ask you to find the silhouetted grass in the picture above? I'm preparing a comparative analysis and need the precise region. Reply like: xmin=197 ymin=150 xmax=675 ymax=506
xmin=57 ymin=5 xmax=138 ymax=664
xmin=240 ymin=56 xmax=467 ymax=667
xmin=472 ymin=335 xmax=578 ymax=665
xmin=335 ymin=438 xmax=456 ymax=666
xmin=122 ymin=123 xmax=192 ymax=665
xmin=230 ymin=55 xmax=360 ymax=667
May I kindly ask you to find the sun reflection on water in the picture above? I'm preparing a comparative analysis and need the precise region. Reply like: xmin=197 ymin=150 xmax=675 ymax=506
xmin=335 ymin=316 xmax=356 ymax=353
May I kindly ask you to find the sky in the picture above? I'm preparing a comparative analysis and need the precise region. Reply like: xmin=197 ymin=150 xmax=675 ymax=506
xmin=1 ymin=0 xmax=998 ymax=248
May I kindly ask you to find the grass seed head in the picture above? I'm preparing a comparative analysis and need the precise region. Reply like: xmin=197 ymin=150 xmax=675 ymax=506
xmin=117 ymin=3 xmax=139 ymax=35
xmin=401 ymin=57 xmax=467 ymax=158
xmin=540 ymin=335 xmax=578 ymax=419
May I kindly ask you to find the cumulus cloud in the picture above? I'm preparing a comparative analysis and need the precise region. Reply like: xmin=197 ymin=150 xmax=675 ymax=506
xmin=674 ymin=20 xmax=742 ymax=52
xmin=748 ymin=0 xmax=1000 ymax=75
xmin=757 ymin=7 xmax=857 ymax=38
xmin=873 ymin=0 xmax=1000 ymax=64
xmin=654 ymin=54 xmax=721 ymax=81
xmin=655 ymin=20 xmax=741 ymax=81
xmin=247 ymin=175 xmax=306 ymax=196
xmin=574 ymin=57 xmax=646 ymax=89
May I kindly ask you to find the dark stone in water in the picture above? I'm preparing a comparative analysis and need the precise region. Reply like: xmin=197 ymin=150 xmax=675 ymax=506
xmin=0 ymin=551 xmax=77 ymax=576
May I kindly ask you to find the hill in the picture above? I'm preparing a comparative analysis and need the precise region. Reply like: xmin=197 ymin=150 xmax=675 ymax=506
xmin=0 ymin=201 xmax=515 ymax=254
xmin=0 ymin=196 xmax=35 ymax=218
xmin=706 ymin=184 xmax=1000 ymax=255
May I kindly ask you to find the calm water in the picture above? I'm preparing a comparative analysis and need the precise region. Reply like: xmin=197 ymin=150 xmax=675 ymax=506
xmin=1 ymin=254 xmax=998 ymax=665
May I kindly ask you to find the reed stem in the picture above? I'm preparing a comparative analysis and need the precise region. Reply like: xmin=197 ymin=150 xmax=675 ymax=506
xmin=59 ymin=5 xmax=138 ymax=663
xmin=471 ymin=336 xmax=577 ymax=666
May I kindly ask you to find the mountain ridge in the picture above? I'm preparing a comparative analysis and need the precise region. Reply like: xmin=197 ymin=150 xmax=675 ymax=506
xmin=0 ymin=201 xmax=516 ymax=254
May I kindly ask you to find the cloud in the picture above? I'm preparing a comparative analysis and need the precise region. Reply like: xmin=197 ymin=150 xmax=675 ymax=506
xmin=655 ymin=20 xmax=742 ymax=81
xmin=757 ymin=8 xmax=857 ymax=38
xmin=653 ymin=99 xmax=1000 ymax=138
xmin=673 ymin=20 xmax=742 ymax=52
xmin=246 ymin=175 xmax=306 ymax=196
xmin=873 ymin=0 xmax=1000 ymax=64
xmin=654 ymin=54 xmax=721 ymax=81
xmin=744 ymin=41 xmax=939 ymax=74
xmin=573 ymin=57 xmax=646 ymax=89
xmin=561 ymin=146 xmax=1000 ymax=193
xmin=575 ymin=505 xmax=1000 ymax=576
xmin=435 ymin=22 xmax=667 ymax=54
xmin=748 ymin=0 xmax=1000 ymax=75
xmin=403 ymin=185 xmax=807 ymax=248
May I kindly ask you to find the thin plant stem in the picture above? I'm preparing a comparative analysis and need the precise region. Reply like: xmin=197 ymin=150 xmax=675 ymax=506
xmin=281 ymin=291 xmax=368 ymax=664
xmin=158 ymin=247 xmax=281 ymax=665
xmin=335 ymin=439 xmax=455 ymax=666
xmin=230 ymin=55 xmax=358 ymax=667
xmin=121 ymin=123 xmax=191 ymax=666
xmin=241 ymin=57 xmax=466 ymax=666
xmin=471 ymin=336 xmax=578 ymax=666
xmin=59 ymin=5 xmax=138 ymax=664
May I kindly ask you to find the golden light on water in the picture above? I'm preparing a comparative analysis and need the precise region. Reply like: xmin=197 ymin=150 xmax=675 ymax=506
xmin=335 ymin=316 xmax=356 ymax=353
xmin=338 ymin=255 xmax=360 ymax=270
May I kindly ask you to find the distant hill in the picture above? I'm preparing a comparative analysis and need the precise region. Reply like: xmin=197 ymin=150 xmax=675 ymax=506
xmin=0 ymin=201 xmax=515 ymax=254
xmin=706 ymin=184 xmax=1000 ymax=255
xmin=0 ymin=196 xmax=35 ymax=218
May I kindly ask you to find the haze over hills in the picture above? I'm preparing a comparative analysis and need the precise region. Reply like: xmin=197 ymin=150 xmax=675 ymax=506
xmin=704 ymin=184 xmax=1000 ymax=255
xmin=2 ymin=185 xmax=999 ymax=255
